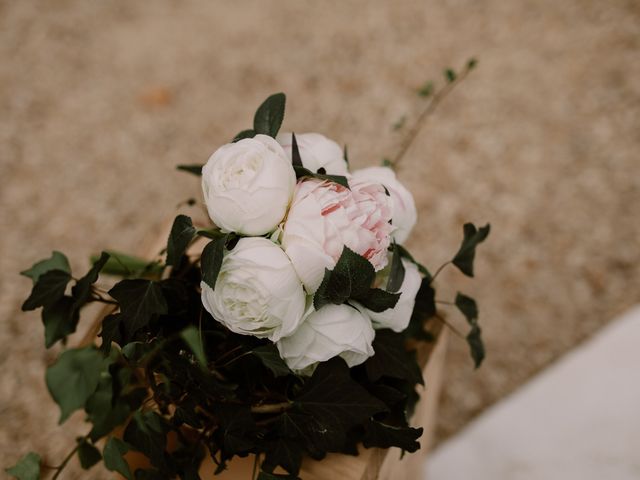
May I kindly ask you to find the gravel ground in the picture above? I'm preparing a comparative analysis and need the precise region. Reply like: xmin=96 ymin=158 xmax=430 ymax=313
xmin=1 ymin=1 xmax=639 ymax=478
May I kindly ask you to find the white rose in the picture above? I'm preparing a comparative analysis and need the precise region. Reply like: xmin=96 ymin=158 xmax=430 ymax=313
xmin=200 ymin=237 xmax=306 ymax=342
xmin=276 ymin=132 xmax=348 ymax=175
xmin=201 ymin=134 xmax=296 ymax=236
xmin=352 ymin=166 xmax=417 ymax=244
xmin=276 ymin=303 xmax=375 ymax=374
xmin=282 ymin=178 xmax=394 ymax=293
xmin=366 ymin=259 xmax=422 ymax=332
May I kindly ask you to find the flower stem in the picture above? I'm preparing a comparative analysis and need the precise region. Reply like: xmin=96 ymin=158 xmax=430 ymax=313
xmin=429 ymin=261 xmax=451 ymax=284
xmin=51 ymin=439 xmax=82 ymax=480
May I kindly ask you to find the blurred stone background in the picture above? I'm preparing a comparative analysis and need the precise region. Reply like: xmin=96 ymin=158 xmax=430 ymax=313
xmin=1 ymin=1 xmax=638 ymax=478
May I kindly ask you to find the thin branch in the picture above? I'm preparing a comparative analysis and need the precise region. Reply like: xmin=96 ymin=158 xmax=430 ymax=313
xmin=429 ymin=261 xmax=451 ymax=284
xmin=250 ymin=401 xmax=292 ymax=415
xmin=435 ymin=313 xmax=466 ymax=340
xmin=51 ymin=439 xmax=83 ymax=480
xmin=391 ymin=63 xmax=475 ymax=171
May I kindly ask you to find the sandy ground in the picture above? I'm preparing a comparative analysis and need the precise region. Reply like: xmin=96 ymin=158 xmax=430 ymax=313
xmin=1 ymin=1 xmax=639 ymax=478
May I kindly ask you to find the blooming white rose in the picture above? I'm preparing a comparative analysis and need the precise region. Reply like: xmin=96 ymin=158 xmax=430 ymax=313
xmin=276 ymin=132 xmax=348 ymax=175
xmin=352 ymin=166 xmax=417 ymax=244
xmin=201 ymin=134 xmax=296 ymax=236
xmin=200 ymin=237 xmax=306 ymax=342
xmin=366 ymin=259 xmax=422 ymax=332
xmin=276 ymin=303 xmax=375 ymax=374
xmin=282 ymin=177 xmax=394 ymax=293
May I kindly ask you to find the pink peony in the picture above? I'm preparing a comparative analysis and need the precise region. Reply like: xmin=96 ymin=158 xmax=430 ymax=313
xmin=281 ymin=177 xmax=394 ymax=293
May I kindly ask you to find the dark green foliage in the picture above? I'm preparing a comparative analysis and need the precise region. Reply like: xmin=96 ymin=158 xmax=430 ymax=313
xmin=233 ymin=129 xmax=257 ymax=142
xmin=253 ymin=92 xmax=286 ymax=138
xmin=92 ymin=250 xmax=163 ymax=278
xmin=176 ymin=164 xmax=203 ymax=176
xmin=293 ymin=164 xmax=350 ymax=189
xmin=444 ymin=68 xmax=457 ymax=83
xmin=362 ymin=420 xmax=423 ymax=452
xmin=45 ymin=346 xmax=104 ymax=423
xmin=103 ymin=437 xmax=133 ymax=480
xmin=418 ymin=80 xmax=434 ymax=98
xmin=386 ymin=244 xmax=406 ymax=293
xmin=166 ymin=215 xmax=196 ymax=266
xmin=180 ymin=325 xmax=207 ymax=368
xmin=21 ymin=269 xmax=71 ymax=311
xmin=396 ymin=244 xmax=431 ymax=278
xmin=20 ymin=251 xmax=70 ymax=283
xmin=290 ymin=132 xmax=302 ymax=167
xmin=77 ymin=438 xmax=102 ymax=469
xmin=456 ymin=292 xmax=485 ymax=368
xmin=109 ymin=279 xmax=168 ymax=337
xmin=5 ymin=452 xmax=40 ymax=480
xmin=365 ymin=330 xmax=423 ymax=385
xmin=200 ymin=233 xmax=231 ymax=289
xmin=251 ymin=344 xmax=291 ymax=377
xmin=452 ymin=223 xmax=491 ymax=277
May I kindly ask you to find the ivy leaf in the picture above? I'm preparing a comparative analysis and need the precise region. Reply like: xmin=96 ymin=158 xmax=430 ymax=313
xmin=85 ymin=371 xmax=134 ymax=441
xmin=166 ymin=215 xmax=196 ymax=266
xmin=21 ymin=269 xmax=71 ymax=311
xmin=362 ymin=420 xmax=423 ymax=452
xmin=293 ymin=165 xmax=350 ymax=189
xmin=444 ymin=68 xmax=457 ymax=83
xmin=262 ymin=438 xmax=303 ymax=476
xmin=42 ymin=296 xmax=78 ymax=348
xmin=46 ymin=346 xmax=104 ymax=423
xmin=455 ymin=292 xmax=478 ymax=323
xmin=404 ymin=278 xmax=436 ymax=341
xmin=180 ymin=326 xmax=207 ymax=368
xmin=200 ymin=234 xmax=230 ymax=289
xmin=99 ymin=313 xmax=124 ymax=354
xmin=386 ymin=244 xmax=406 ymax=293
xmin=253 ymin=92 xmax=286 ymax=138
xmin=467 ymin=325 xmax=485 ymax=368
xmin=396 ymin=245 xmax=431 ymax=278
xmin=176 ymin=164 xmax=203 ymax=176
xmin=356 ymin=288 xmax=400 ymax=313
xmin=5 ymin=452 xmax=41 ymax=480
xmin=251 ymin=344 xmax=291 ymax=377
xmin=365 ymin=330 xmax=423 ymax=385
xmin=108 ymin=280 xmax=168 ymax=337
xmin=103 ymin=437 xmax=133 ymax=480
xmin=77 ymin=439 xmax=102 ymax=469
xmin=314 ymin=247 xmax=375 ymax=310
xmin=290 ymin=132 xmax=302 ymax=167
xmin=123 ymin=411 xmax=171 ymax=471
xmin=20 ymin=251 xmax=70 ymax=284
xmin=452 ymin=223 xmax=491 ymax=277
xmin=294 ymin=358 xmax=386 ymax=444
xmin=92 ymin=250 xmax=163 ymax=278
xmin=71 ymin=251 xmax=110 ymax=310
xmin=233 ymin=129 xmax=257 ymax=142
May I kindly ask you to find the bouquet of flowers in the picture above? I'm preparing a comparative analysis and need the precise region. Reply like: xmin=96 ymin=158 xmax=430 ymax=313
xmin=9 ymin=71 xmax=489 ymax=480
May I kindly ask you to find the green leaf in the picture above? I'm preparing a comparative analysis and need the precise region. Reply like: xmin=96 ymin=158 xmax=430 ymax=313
xmin=251 ymin=344 xmax=291 ymax=377
xmin=396 ymin=245 xmax=431 ymax=278
xmin=387 ymin=244 xmax=406 ymax=293
xmin=77 ymin=439 xmax=102 ymax=469
xmin=262 ymin=438 xmax=302 ymax=476
xmin=20 ymin=251 xmax=70 ymax=283
xmin=42 ymin=297 xmax=78 ymax=348
xmin=233 ymin=129 xmax=257 ymax=142
xmin=294 ymin=358 xmax=386 ymax=442
xmin=417 ymin=80 xmax=434 ymax=98
xmin=180 ymin=326 xmax=207 ymax=368
xmin=72 ymin=251 xmax=110 ymax=310
xmin=253 ymin=92 xmax=286 ymax=137
xmin=176 ymin=164 xmax=203 ymax=176
xmin=365 ymin=329 xmax=423 ymax=385
xmin=108 ymin=279 xmax=168 ymax=337
xmin=103 ymin=437 xmax=133 ymax=480
xmin=200 ymin=234 xmax=230 ymax=289
xmin=166 ymin=215 xmax=196 ymax=266
xmin=21 ymin=269 xmax=71 ymax=311
xmin=290 ymin=132 xmax=303 ymax=167
xmin=455 ymin=292 xmax=478 ymax=323
xmin=99 ymin=313 xmax=123 ymax=354
xmin=357 ymin=288 xmax=400 ymax=313
xmin=93 ymin=250 xmax=163 ymax=278
xmin=85 ymin=369 xmax=136 ymax=441
xmin=314 ymin=247 xmax=375 ymax=310
xmin=467 ymin=324 xmax=485 ymax=368
xmin=444 ymin=68 xmax=457 ymax=82
xmin=362 ymin=420 xmax=423 ymax=452
xmin=5 ymin=452 xmax=41 ymax=480
xmin=293 ymin=164 xmax=350 ymax=189
xmin=46 ymin=346 xmax=104 ymax=423
xmin=467 ymin=58 xmax=478 ymax=70
xmin=452 ymin=223 xmax=490 ymax=277
xmin=123 ymin=411 xmax=170 ymax=471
